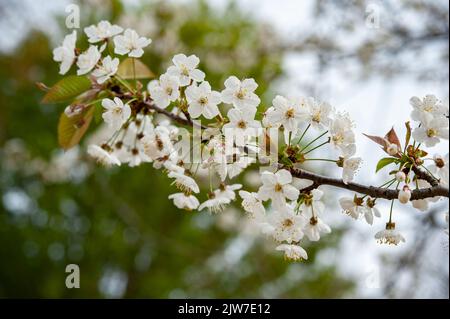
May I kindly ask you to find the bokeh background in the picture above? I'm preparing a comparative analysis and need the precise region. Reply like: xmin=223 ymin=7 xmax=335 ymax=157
xmin=0 ymin=0 xmax=448 ymax=298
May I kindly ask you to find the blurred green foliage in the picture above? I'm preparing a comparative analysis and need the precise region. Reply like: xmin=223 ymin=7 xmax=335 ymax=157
xmin=0 ymin=0 xmax=354 ymax=298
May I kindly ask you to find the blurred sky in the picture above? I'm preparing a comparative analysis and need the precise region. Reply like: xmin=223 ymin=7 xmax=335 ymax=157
xmin=1 ymin=0 xmax=448 ymax=298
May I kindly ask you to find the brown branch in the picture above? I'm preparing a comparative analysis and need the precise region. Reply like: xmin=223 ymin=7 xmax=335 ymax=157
xmin=289 ymin=167 xmax=449 ymax=200
xmin=143 ymin=100 xmax=207 ymax=129
xmin=412 ymin=166 xmax=439 ymax=187
xmin=146 ymin=103 xmax=449 ymax=201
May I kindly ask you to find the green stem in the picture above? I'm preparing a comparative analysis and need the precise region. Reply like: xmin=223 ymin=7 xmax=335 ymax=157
xmin=295 ymin=124 xmax=311 ymax=145
xmin=420 ymin=164 xmax=439 ymax=181
xmin=388 ymin=200 xmax=395 ymax=223
xmin=300 ymin=131 xmax=329 ymax=153
xmin=304 ymin=158 xmax=337 ymax=163
xmin=303 ymin=139 xmax=331 ymax=155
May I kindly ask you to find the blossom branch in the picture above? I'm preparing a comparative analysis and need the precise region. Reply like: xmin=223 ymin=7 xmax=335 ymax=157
xmin=140 ymin=104 xmax=449 ymax=201
xmin=289 ymin=167 xmax=449 ymax=200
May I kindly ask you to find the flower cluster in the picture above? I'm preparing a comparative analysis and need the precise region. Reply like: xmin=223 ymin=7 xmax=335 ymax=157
xmin=48 ymin=21 xmax=449 ymax=261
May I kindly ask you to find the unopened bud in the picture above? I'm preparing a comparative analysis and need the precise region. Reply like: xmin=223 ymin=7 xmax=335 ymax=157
xmin=398 ymin=185 xmax=411 ymax=204
xmin=387 ymin=143 xmax=399 ymax=156
xmin=395 ymin=171 xmax=406 ymax=182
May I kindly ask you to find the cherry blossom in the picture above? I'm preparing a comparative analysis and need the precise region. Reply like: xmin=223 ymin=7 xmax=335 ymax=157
xmin=258 ymin=170 xmax=300 ymax=210
xmin=114 ymin=29 xmax=151 ymax=58
xmin=53 ymin=30 xmax=77 ymax=75
xmin=84 ymin=21 xmax=123 ymax=43
xmin=221 ymin=76 xmax=260 ymax=109
xmin=101 ymin=98 xmax=131 ymax=130
xmin=185 ymin=82 xmax=221 ymax=119
xmin=92 ymin=56 xmax=119 ymax=84
xmin=167 ymin=54 xmax=205 ymax=86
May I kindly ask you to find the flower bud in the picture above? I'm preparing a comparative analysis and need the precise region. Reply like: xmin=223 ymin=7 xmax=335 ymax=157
xmin=387 ymin=143 xmax=399 ymax=156
xmin=398 ymin=185 xmax=411 ymax=204
xmin=395 ymin=171 xmax=406 ymax=182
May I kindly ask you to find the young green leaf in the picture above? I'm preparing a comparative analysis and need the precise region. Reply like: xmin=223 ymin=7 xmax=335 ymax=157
xmin=58 ymin=106 xmax=95 ymax=150
xmin=117 ymin=58 xmax=154 ymax=80
xmin=405 ymin=121 xmax=411 ymax=148
xmin=376 ymin=157 xmax=398 ymax=173
xmin=42 ymin=76 xmax=92 ymax=104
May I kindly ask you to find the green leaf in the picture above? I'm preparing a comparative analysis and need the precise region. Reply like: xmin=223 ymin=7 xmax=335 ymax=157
xmin=117 ymin=58 xmax=154 ymax=80
xmin=405 ymin=121 xmax=411 ymax=148
xmin=376 ymin=157 xmax=398 ymax=173
xmin=42 ymin=76 xmax=92 ymax=104
xmin=58 ymin=106 xmax=95 ymax=150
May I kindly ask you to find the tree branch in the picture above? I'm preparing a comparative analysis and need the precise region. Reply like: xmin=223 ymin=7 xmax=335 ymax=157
xmin=143 ymin=100 xmax=207 ymax=129
xmin=289 ymin=167 xmax=449 ymax=200
xmin=146 ymin=102 xmax=449 ymax=201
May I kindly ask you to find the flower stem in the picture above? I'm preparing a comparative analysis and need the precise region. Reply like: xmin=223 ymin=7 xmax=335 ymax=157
xmin=295 ymin=124 xmax=311 ymax=145
xmin=303 ymin=139 xmax=331 ymax=155
xmin=304 ymin=158 xmax=337 ymax=163
xmin=300 ymin=131 xmax=329 ymax=153
xmin=388 ymin=199 xmax=395 ymax=223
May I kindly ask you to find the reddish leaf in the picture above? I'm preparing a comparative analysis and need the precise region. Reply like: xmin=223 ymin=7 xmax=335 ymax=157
xmin=384 ymin=127 xmax=402 ymax=149
xmin=363 ymin=133 xmax=388 ymax=149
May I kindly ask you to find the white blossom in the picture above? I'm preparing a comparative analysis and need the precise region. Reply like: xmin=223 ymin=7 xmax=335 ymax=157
xmin=395 ymin=171 xmax=406 ymax=182
xmin=329 ymin=112 xmax=356 ymax=157
xmin=410 ymin=95 xmax=445 ymax=123
xmin=77 ymin=45 xmax=101 ymax=75
xmin=265 ymin=95 xmax=309 ymax=134
xmin=341 ymin=157 xmax=362 ymax=184
xmin=167 ymin=54 xmax=205 ymax=86
xmin=148 ymin=74 xmax=180 ymax=108
xmin=266 ymin=207 xmax=307 ymax=243
xmin=386 ymin=143 xmax=399 ymax=156
xmin=168 ymin=171 xmax=200 ymax=194
xmin=398 ymin=185 xmax=411 ymax=204
xmin=412 ymin=116 xmax=449 ymax=147
xmin=428 ymin=153 xmax=449 ymax=186
xmin=84 ymin=21 xmax=123 ymax=43
xmin=53 ymin=30 xmax=77 ymax=75
xmin=276 ymin=244 xmax=308 ymax=261
xmin=258 ymin=169 xmax=300 ymax=210
xmin=102 ymin=98 xmax=131 ymax=130
xmin=239 ymin=191 xmax=265 ymax=219
xmin=87 ymin=145 xmax=120 ymax=166
xmin=375 ymin=224 xmax=405 ymax=245
xmin=221 ymin=76 xmax=260 ymax=109
xmin=114 ymin=28 xmax=151 ymax=58
xmin=303 ymin=216 xmax=331 ymax=241
xmin=307 ymin=98 xmax=333 ymax=130
xmin=92 ymin=56 xmax=119 ymax=84
xmin=185 ymin=81 xmax=221 ymax=119
xmin=363 ymin=198 xmax=382 ymax=225
xmin=411 ymin=179 xmax=440 ymax=211
xmin=223 ymin=107 xmax=261 ymax=146
xmin=168 ymin=193 xmax=200 ymax=210
xmin=339 ymin=196 xmax=365 ymax=220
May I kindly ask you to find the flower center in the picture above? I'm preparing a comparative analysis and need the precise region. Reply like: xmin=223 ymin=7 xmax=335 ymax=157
xmin=165 ymin=87 xmax=173 ymax=95
xmin=285 ymin=108 xmax=295 ymax=119
xmin=332 ymin=134 xmax=343 ymax=144
xmin=309 ymin=217 xmax=318 ymax=226
xmin=274 ymin=183 xmax=283 ymax=192
xmin=199 ymin=97 xmax=208 ymax=106
xmin=236 ymin=89 xmax=247 ymax=100
xmin=282 ymin=218 xmax=294 ymax=228
xmin=181 ymin=65 xmax=190 ymax=76
xmin=156 ymin=137 xmax=164 ymax=151
xmin=237 ymin=120 xmax=247 ymax=129
xmin=426 ymin=128 xmax=437 ymax=137
xmin=435 ymin=158 xmax=445 ymax=168
xmin=312 ymin=112 xmax=321 ymax=123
